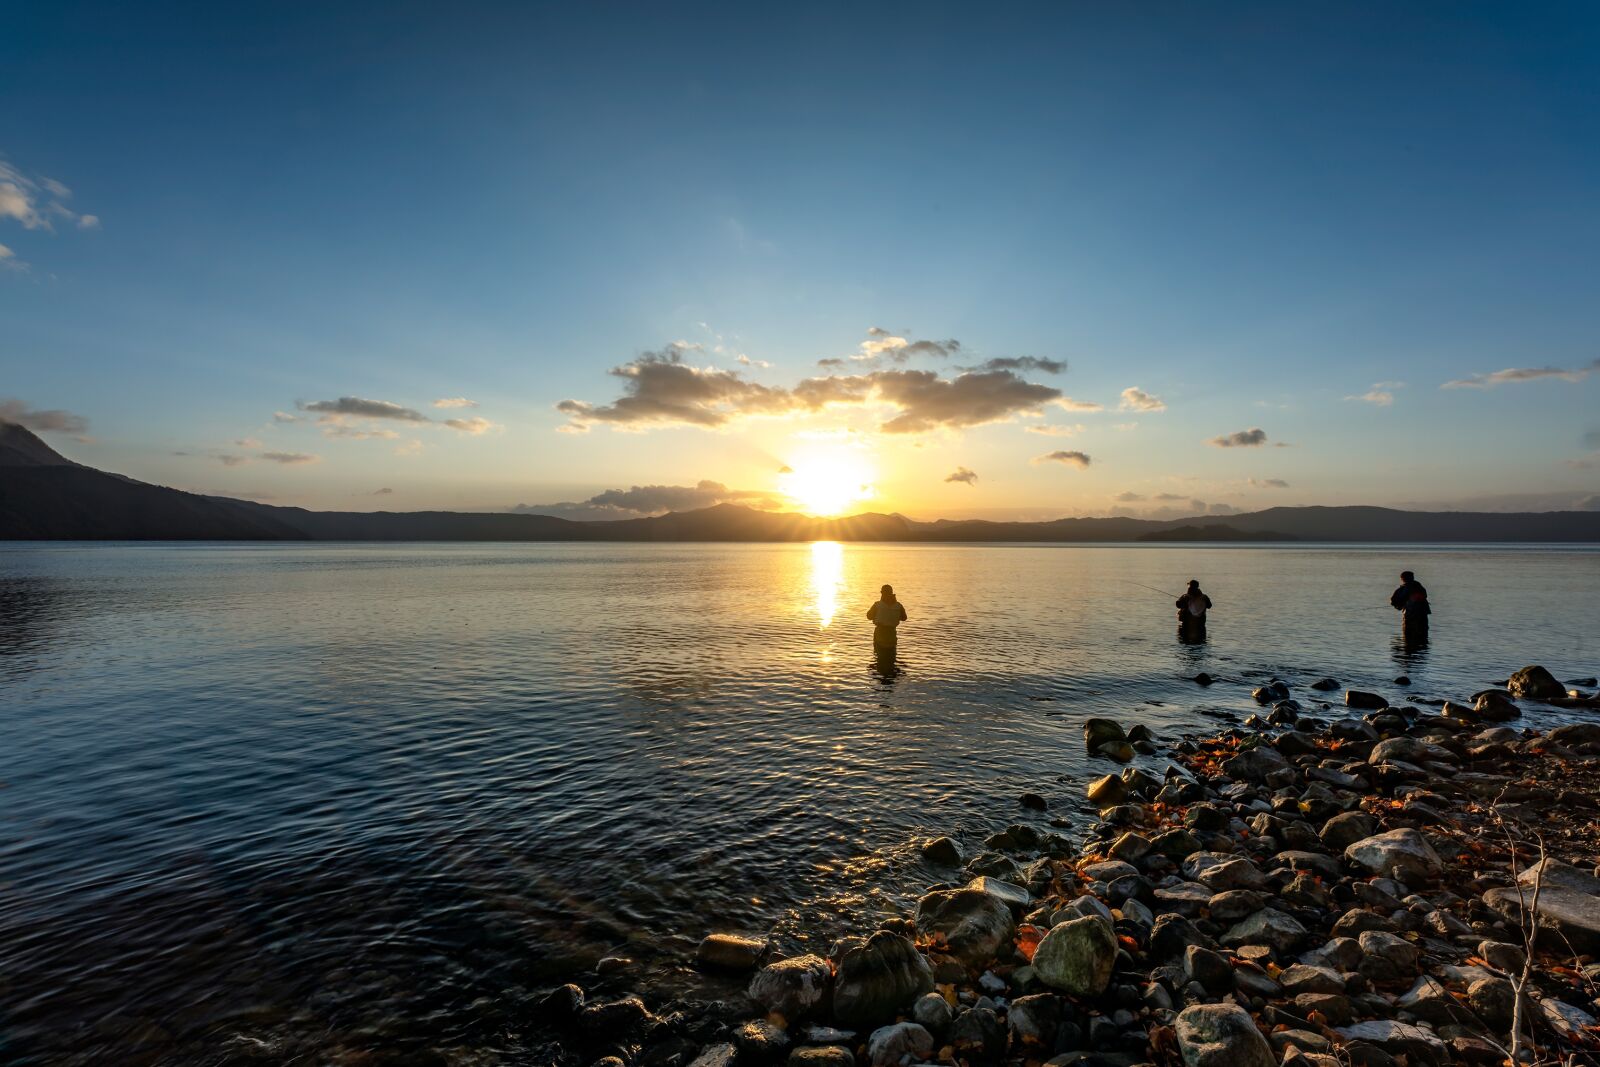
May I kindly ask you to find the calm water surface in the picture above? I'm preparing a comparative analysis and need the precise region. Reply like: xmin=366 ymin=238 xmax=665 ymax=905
xmin=1 ymin=542 xmax=1596 ymax=1064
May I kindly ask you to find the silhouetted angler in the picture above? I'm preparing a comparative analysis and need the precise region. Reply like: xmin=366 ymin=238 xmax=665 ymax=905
xmin=867 ymin=584 xmax=907 ymax=652
xmin=1175 ymin=579 xmax=1211 ymax=640
xmin=1390 ymin=570 xmax=1430 ymax=638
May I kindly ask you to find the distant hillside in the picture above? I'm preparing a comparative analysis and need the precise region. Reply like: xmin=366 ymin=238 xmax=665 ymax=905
xmin=4 ymin=421 xmax=1600 ymax=542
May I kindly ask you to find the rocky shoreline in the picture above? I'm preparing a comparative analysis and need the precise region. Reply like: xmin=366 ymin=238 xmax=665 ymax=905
xmin=534 ymin=664 xmax=1600 ymax=1067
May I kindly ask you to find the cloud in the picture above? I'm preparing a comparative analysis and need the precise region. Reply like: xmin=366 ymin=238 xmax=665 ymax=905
xmin=214 ymin=454 xmax=248 ymax=467
xmin=1036 ymin=450 xmax=1090 ymax=468
xmin=852 ymin=328 xmax=962 ymax=364
xmin=373 ymin=487 xmax=394 ymax=495
xmin=945 ymin=467 xmax=978 ymax=485
xmin=1114 ymin=491 xmax=1146 ymax=502
xmin=816 ymin=357 xmax=847 ymax=368
xmin=1442 ymin=360 xmax=1600 ymax=389
xmin=0 ymin=241 xmax=21 ymax=271
xmin=0 ymin=159 xmax=96 ymax=233
xmin=1026 ymin=423 xmax=1085 ymax=436
xmin=262 ymin=451 xmax=319 ymax=464
xmin=272 ymin=411 xmax=300 ymax=423
xmin=1153 ymin=492 xmax=1187 ymax=501
xmin=1119 ymin=387 xmax=1166 ymax=412
xmin=321 ymin=424 xmax=400 ymax=440
xmin=966 ymin=356 xmax=1066 ymax=375
xmin=0 ymin=398 xmax=90 ymax=434
xmin=514 ymin=479 xmax=785 ymax=519
xmin=1348 ymin=389 xmax=1395 ymax=406
xmin=443 ymin=416 xmax=498 ymax=435
xmin=1209 ymin=427 xmax=1268 ymax=448
xmin=433 ymin=397 xmax=478 ymax=409
xmin=234 ymin=437 xmax=262 ymax=449
xmin=557 ymin=346 xmax=1063 ymax=434
xmin=735 ymin=354 xmax=772 ymax=368
xmin=1249 ymin=477 xmax=1290 ymax=488
xmin=1056 ymin=397 xmax=1104 ymax=412
xmin=300 ymin=396 xmax=429 ymax=422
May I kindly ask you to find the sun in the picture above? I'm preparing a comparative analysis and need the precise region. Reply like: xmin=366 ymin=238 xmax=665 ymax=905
xmin=779 ymin=450 xmax=876 ymax=516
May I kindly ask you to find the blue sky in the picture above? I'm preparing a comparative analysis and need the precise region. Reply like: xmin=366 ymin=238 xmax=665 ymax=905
xmin=3 ymin=2 xmax=1598 ymax=517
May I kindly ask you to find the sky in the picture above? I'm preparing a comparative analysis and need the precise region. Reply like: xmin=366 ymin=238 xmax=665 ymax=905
xmin=3 ymin=2 xmax=1598 ymax=520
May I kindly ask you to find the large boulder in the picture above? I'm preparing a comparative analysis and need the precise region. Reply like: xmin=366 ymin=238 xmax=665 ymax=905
xmin=1507 ymin=665 xmax=1566 ymax=701
xmin=914 ymin=887 xmax=1015 ymax=966
xmin=749 ymin=955 xmax=832 ymax=1018
xmin=1483 ymin=859 xmax=1600 ymax=954
xmin=1334 ymin=1020 xmax=1447 ymax=1064
xmin=1473 ymin=689 xmax=1522 ymax=721
xmin=1344 ymin=828 xmax=1443 ymax=884
xmin=1549 ymin=723 xmax=1600 ymax=747
xmin=831 ymin=931 xmax=934 ymax=1026
xmin=1031 ymin=914 xmax=1117 ymax=996
xmin=1084 ymin=718 xmax=1126 ymax=750
xmin=1173 ymin=1002 xmax=1274 ymax=1067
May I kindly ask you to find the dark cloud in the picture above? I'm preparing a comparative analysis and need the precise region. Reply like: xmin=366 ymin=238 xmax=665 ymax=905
xmin=261 ymin=451 xmax=319 ymax=465
xmin=816 ymin=357 xmax=847 ymax=368
xmin=374 ymin=487 xmax=394 ymax=495
xmin=443 ymin=416 xmax=496 ymax=435
xmin=894 ymin=339 xmax=960 ymax=360
xmin=1249 ymin=478 xmax=1290 ymax=488
xmin=1036 ymin=450 xmax=1090 ymax=468
xmin=1152 ymin=492 xmax=1186 ymax=501
xmin=967 ymin=356 xmax=1066 ymax=375
xmin=0 ymin=398 xmax=89 ymax=434
xmin=559 ymin=349 xmax=1062 ymax=434
xmin=513 ymin=479 xmax=783 ymax=519
xmin=214 ymin=454 xmax=248 ymax=467
xmin=1114 ymin=491 xmax=1145 ymax=502
xmin=300 ymin=396 xmax=429 ymax=422
xmin=1209 ymin=427 xmax=1268 ymax=448
xmin=945 ymin=467 xmax=978 ymax=485
xmin=1442 ymin=360 xmax=1600 ymax=389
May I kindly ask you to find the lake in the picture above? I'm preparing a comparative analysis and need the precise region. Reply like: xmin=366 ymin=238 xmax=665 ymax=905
xmin=1 ymin=541 xmax=1596 ymax=1064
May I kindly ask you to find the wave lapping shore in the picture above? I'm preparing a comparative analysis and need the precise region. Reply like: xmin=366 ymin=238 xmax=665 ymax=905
xmin=533 ymin=665 xmax=1600 ymax=1067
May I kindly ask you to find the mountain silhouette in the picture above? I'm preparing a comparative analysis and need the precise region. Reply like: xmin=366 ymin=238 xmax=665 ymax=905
xmin=4 ymin=421 xmax=1599 ymax=542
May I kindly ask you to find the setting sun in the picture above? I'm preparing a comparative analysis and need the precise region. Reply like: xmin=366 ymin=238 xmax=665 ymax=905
xmin=779 ymin=450 xmax=876 ymax=516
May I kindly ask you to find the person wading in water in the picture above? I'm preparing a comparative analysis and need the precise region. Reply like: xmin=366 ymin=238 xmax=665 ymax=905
xmin=1175 ymin=579 xmax=1212 ymax=643
xmin=867 ymin=584 xmax=908 ymax=657
xmin=1389 ymin=570 xmax=1431 ymax=645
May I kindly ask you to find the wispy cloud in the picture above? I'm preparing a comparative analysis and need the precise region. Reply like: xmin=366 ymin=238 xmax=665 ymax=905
xmin=514 ymin=479 xmax=784 ymax=519
xmin=0 ymin=397 xmax=90 ymax=434
xmin=1442 ymin=360 xmax=1600 ymax=389
xmin=1114 ymin=491 xmax=1145 ymax=502
xmin=1248 ymin=477 xmax=1290 ymax=488
xmin=1025 ymin=423 xmax=1085 ymax=436
xmin=261 ymin=451 xmax=319 ymax=465
xmin=1119 ymin=387 xmax=1165 ymax=412
xmin=0 ymin=160 xmax=98 ymax=271
xmin=443 ymin=416 xmax=497 ymax=435
xmin=945 ymin=466 xmax=978 ymax=485
xmin=1056 ymin=397 xmax=1104 ymax=412
xmin=965 ymin=356 xmax=1066 ymax=375
xmin=296 ymin=395 xmax=500 ymax=437
xmin=1209 ymin=427 xmax=1268 ymax=448
xmin=300 ymin=397 xmax=429 ymax=422
xmin=1035 ymin=450 xmax=1090 ymax=468
xmin=432 ymin=397 xmax=478 ymax=409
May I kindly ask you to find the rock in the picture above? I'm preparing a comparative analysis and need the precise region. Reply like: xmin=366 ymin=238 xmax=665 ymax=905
xmin=579 ymin=996 xmax=656 ymax=1043
xmin=1154 ymin=882 xmax=1213 ymax=917
xmin=1396 ymin=975 xmax=1475 ymax=1024
xmin=1275 ymin=851 xmax=1341 ymax=880
xmin=1369 ymin=737 xmax=1454 ymax=765
xmin=1549 ymin=723 xmax=1600 ymax=747
xmin=1466 ymin=976 xmax=1515 ymax=1028
xmin=1183 ymin=803 xmax=1229 ymax=832
xmin=1483 ymin=859 xmax=1600 ymax=953
xmin=1508 ymin=665 xmax=1566 ymax=700
xmin=910 ymin=991 xmax=951 ymax=1036
xmin=1207 ymin=889 xmax=1267 ymax=924
xmin=1194 ymin=672 xmax=1215 ymax=685
xmin=688 ymin=1045 xmax=737 ymax=1067
xmin=914 ymin=887 xmax=1016 ymax=966
xmin=1086 ymin=774 xmax=1129 ymax=806
xmin=1182 ymin=852 xmax=1268 ymax=891
xmin=1081 ymin=858 xmax=1138 ymax=883
xmin=1223 ymin=908 xmax=1307 ymax=955
xmin=749 ymin=955 xmax=832 ymax=1018
xmin=1221 ymin=745 xmax=1290 ymax=782
xmin=865 ymin=1022 xmax=932 ymax=1067
xmin=1006 ymin=993 xmax=1061 ymax=1047
xmin=788 ymin=1048 xmax=854 ymax=1067
xmin=697 ymin=934 xmax=767 ymax=971
xmin=1152 ymin=827 xmax=1204 ymax=860
xmin=1279 ymin=964 xmax=1345 ymax=996
xmin=537 ymin=983 xmax=585 ymax=1022
xmin=1109 ymin=831 xmax=1152 ymax=862
xmin=1357 ymin=930 xmax=1419 ymax=979
xmin=1304 ymin=936 xmax=1364 ymax=972
xmin=1184 ymin=944 xmax=1234 ymax=992
xmin=1319 ymin=811 xmax=1376 ymax=852
xmin=1344 ymin=829 xmax=1443 ymax=884
xmin=734 ymin=1019 xmax=790 ymax=1058
xmin=1476 ymin=939 xmax=1525 ymax=973
xmin=1472 ymin=690 xmax=1521 ymax=721
xmin=1084 ymin=718 xmax=1126 ymax=750
xmin=1031 ymin=914 xmax=1117 ymax=996
xmin=1150 ymin=913 xmax=1215 ymax=960
xmin=1173 ymin=1002 xmax=1274 ymax=1067
xmin=1345 ymin=690 xmax=1388 ymax=709
xmin=831 ymin=931 xmax=934 ymax=1026
xmin=1310 ymin=678 xmax=1340 ymax=691
xmin=949 ymin=1006 xmax=1004 ymax=1061
xmin=920 ymin=836 xmax=963 ymax=868
xmin=1334 ymin=1020 xmax=1447 ymax=1063
xmin=1538 ymin=997 xmax=1597 ymax=1036
xmin=1294 ymin=992 xmax=1352 ymax=1025
xmin=968 ymin=876 xmax=1030 ymax=913
xmin=966 ymin=851 xmax=1025 ymax=881
xmin=1254 ymin=681 xmax=1291 ymax=704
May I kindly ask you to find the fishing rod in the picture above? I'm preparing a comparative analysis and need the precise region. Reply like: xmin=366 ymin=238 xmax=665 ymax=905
xmin=1120 ymin=579 xmax=1181 ymax=599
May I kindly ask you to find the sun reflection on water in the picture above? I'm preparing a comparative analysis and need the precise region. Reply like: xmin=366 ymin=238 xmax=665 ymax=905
xmin=810 ymin=540 xmax=844 ymax=628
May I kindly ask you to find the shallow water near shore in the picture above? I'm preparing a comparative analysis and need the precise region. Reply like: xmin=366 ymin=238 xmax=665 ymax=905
xmin=1 ymin=541 xmax=1596 ymax=1064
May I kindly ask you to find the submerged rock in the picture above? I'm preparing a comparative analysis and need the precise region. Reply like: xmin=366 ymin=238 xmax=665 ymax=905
xmin=920 ymin=835 xmax=963 ymax=868
xmin=696 ymin=933 xmax=766 ymax=971
xmin=1345 ymin=690 xmax=1388 ymax=710
xmin=1507 ymin=664 xmax=1566 ymax=700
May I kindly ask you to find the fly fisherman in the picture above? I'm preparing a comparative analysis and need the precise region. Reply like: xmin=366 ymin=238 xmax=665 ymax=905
xmin=866 ymin=584 xmax=908 ymax=654
xmin=1175 ymin=579 xmax=1212 ymax=640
